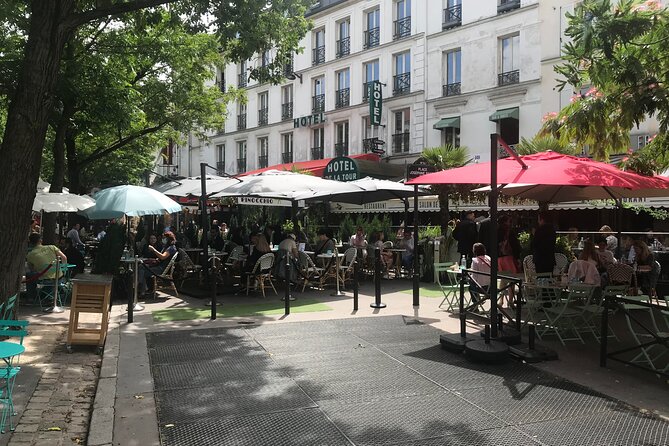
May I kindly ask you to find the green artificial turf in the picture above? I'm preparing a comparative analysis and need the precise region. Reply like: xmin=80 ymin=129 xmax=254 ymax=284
xmin=152 ymin=299 xmax=332 ymax=322
xmin=399 ymin=286 xmax=446 ymax=298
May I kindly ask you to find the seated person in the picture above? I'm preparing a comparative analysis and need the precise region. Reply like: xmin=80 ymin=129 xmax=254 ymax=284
xmin=278 ymin=233 xmax=299 ymax=259
xmin=243 ymin=233 xmax=272 ymax=273
xmin=208 ymin=227 xmax=225 ymax=252
xmin=373 ymin=231 xmax=394 ymax=278
xmin=63 ymin=238 xmax=85 ymax=275
xmin=313 ymin=228 xmax=335 ymax=255
xmin=142 ymin=234 xmax=163 ymax=260
xmin=349 ymin=226 xmax=368 ymax=259
xmin=470 ymin=243 xmax=491 ymax=303
xmin=140 ymin=231 xmax=178 ymax=295
xmin=595 ymin=237 xmax=616 ymax=270
xmin=579 ymin=240 xmax=601 ymax=270
xmin=25 ymin=233 xmax=68 ymax=301
xmin=399 ymin=229 xmax=415 ymax=269
xmin=632 ymin=239 xmax=657 ymax=293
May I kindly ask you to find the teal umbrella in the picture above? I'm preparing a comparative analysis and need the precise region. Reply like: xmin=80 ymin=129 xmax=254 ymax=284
xmin=81 ymin=185 xmax=182 ymax=220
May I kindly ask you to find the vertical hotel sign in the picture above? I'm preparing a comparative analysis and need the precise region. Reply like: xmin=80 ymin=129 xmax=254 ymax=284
xmin=369 ymin=81 xmax=382 ymax=125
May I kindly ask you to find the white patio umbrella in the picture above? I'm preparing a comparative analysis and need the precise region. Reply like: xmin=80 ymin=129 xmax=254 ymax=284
xmin=32 ymin=192 xmax=96 ymax=213
xmin=157 ymin=175 xmax=239 ymax=197
xmin=80 ymin=185 xmax=182 ymax=219
xmin=298 ymin=176 xmax=429 ymax=204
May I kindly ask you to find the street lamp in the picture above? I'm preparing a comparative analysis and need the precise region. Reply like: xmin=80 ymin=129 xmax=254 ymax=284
xmin=286 ymin=72 xmax=303 ymax=83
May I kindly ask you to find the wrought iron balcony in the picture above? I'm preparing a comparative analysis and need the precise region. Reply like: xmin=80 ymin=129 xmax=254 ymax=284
xmin=312 ymin=94 xmax=325 ymax=113
xmin=443 ymin=82 xmax=461 ymax=97
xmin=311 ymin=146 xmax=324 ymax=160
xmin=258 ymin=108 xmax=268 ymax=126
xmin=334 ymin=142 xmax=348 ymax=157
xmin=216 ymin=161 xmax=225 ymax=176
xmin=335 ymin=88 xmax=350 ymax=109
xmin=238 ymin=73 xmax=247 ymax=88
xmin=393 ymin=73 xmax=411 ymax=96
xmin=236 ymin=158 xmax=246 ymax=173
xmin=498 ymin=70 xmax=520 ymax=86
xmin=282 ymin=151 xmax=293 ymax=164
xmin=443 ymin=5 xmax=462 ymax=29
xmin=364 ymin=27 xmax=380 ymax=49
xmin=336 ymin=37 xmax=350 ymax=58
xmin=283 ymin=59 xmax=293 ymax=77
xmin=393 ymin=17 xmax=411 ymax=40
xmin=498 ymin=0 xmax=521 ymax=14
xmin=281 ymin=102 xmax=293 ymax=121
xmin=237 ymin=113 xmax=246 ymax=130
xmin=258 ymin=155 xmax=268 ymax=169
xmin=392 ymin=132 xmax=410 ymax=154
xmin=312 ymin=45 xmax=325 ymax=66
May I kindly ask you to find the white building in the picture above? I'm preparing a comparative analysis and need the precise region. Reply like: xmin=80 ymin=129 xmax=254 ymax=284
xmin=162 ymin=0 xmax=656 ymax=179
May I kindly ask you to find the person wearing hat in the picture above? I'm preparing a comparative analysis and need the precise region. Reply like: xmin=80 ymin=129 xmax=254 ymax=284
xmin=278 ymin=232 xmax=299 ymax=258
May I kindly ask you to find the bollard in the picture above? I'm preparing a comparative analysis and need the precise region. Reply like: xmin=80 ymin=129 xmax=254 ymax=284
xmin=600 ymin=295 xmax=609 ymax=367
xmin=370 ymin=247 xmax=386 ymax=308
xmin=211 ymin=264 xmax=217 ymax=320
xmin=484 ymin=325 xmax=491 ymax=344
xmin=528 ymin=325 xmax=536 ymax=350
xmin=459 ymin=273 xmax=466 ymax=338
xmin=127 ymin=266 xmax=134 ymax=324
xmin=515 ymin=284 xmax=523 ymax=336
xmin=498 ymin=314 xmax=504 ymax=333
xmin=353 ymin=258 xmax=359 ymax=311
xmin=284 ymin=254 xmax=291 ymax=315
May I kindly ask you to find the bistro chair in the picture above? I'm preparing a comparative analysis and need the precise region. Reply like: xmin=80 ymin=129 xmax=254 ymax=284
xmin=522 ymin=255 xmax=536 ymax=283
xmin=618 ymin=299 xmax=668 ymax=374
xmin=175 ymin=248 xmax=202 ymax=288
xmin=537 ymin=284 xmax=591 ymax=346
xmin=606 ymin=263 xmax=634 ymax=287
xmin=339 ymin=247 xmax=358 ymax=285
xmin=245 ymin=253 xmax=277 ymax=297
xmin=151 ymin=252 xmax=179 ymax=299
xmin=297 ymin=251 xmax=323 ymax=292
xmin=434 ymin=262 xmax=459 ymax=312
xmin=554 ymin=253 xmax=569 ymax=275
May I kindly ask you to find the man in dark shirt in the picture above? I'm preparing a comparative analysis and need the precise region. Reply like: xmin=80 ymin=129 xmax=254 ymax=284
xmin=531 ymin=211 xmax=556 ymax=274
xmin=453 ymin=211 xmax=478 ymax=262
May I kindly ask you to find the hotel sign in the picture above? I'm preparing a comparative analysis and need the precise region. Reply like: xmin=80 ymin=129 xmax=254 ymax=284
xmin=293 ymin=112 xmax=326 ymax=128
xmin=323 ymin=156 xmax=359 ymax=182
xmin=369 ymin=81 xmax=383 ymax=125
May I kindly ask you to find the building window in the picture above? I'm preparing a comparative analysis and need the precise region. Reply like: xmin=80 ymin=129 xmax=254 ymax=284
xmin=498 ymin=0 xmax=521 ymax=14
xmin=283 ymin=53 xmax=294 ymax=77
xmin=393 ymin=0 xmax=411 ymax=40
xmin=218 ymin=69 xmax=226 ymax=93
xmin=443 ymin=127 xmax=460 ymax=148
xmin=216 ymin=144 xmax=225 ymax=175
xmin=363 ymin=60 xmax=380 ymax=102
xmin=393 ymin=51 xmax=411 ymax=96
xmin=258 ymin=137 xmax=269 ymax=168
xmin=281 ymin=85 xmax=293 ymax=121
xmin=282 ymin=133 xmax=294 ymax=163
xmin=336 ymin=19 xmax=351 ymax=58
xmin=261 ymin=50 xmax=271 ymax=68
xmin=238 ymin=61 xmax=247 ymax=88
xmin=237 ymin=103 xmax=247 ymax=130
xmin=443 ymin=49 xmax=461 ymax=96
xmin=637 ymin=134 xmax=652 ymax=150
xmin=312 ymin=28 xmax=325 ymax=66
xmin=258 ymin=92 xmax=268 ymax=126
xmin=499 ymin=34 xmax=520 ymax=86
xmin=335 ymin=121 xmax=349 ymax=157
xmin=364 ymin=8 xmax=380 ymax=49
xmin=312 ymin=76 xmax=325 ymax=113
xmin=312 ymin=127 xmax=325 ymax=160
xmin=443 ymin=0 xmax=462 ymax=29
xmin=336 ymin=69 xmax=350 ymax=109
xmin=392 ymin=109 xmax=410 ymax=154
xmin=237 ymin=141 xmax=247 ymax=173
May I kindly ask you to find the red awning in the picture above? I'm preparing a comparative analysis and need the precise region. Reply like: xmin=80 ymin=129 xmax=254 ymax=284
xmin=239 ymin=153 xmax=380 ymax=177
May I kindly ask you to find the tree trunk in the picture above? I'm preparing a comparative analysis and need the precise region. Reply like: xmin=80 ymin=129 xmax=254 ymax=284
xmin=438 ymin=187 xmax=450 ymax=235
xmin=65 ymin=127 xmax=81 ymax=194
xmin=0 ymin=1 xmax=76 ymax=301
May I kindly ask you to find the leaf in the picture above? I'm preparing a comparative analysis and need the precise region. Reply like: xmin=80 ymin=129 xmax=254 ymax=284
xmin=46 ymin=427 xmax=62 ymax=431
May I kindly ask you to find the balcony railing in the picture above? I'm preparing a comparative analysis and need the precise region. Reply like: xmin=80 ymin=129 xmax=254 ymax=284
xmin=393 ymin=17 xmax=411 ymax=40
xmin=362 ymin=81 xmax=374 ymax=102
xmin=216 ymin=161 xmax=225 ymax=176
xmin=498 ymin=70 xmax=520 ymax=86
xmin=258 ymin=108 xmax=268 ymax=126
xmin=335 ymin=88 xmax=350 ymax=109
xmin=311 ymin=146 xmax=324 ymax=160
xmin=392 ymin=132 xmax=410 ymax=154
xmin=443 ymin=5 xmax=462 ymax=29
xmin=238 ymin=73 xmax=247 ymax=88
xmin=498 ymin=0 xmax=521 ymax=14
xmin=364 ymin=27 xmax=380 ymax=49
xmin=443 ymin=82 xmax=461 ymax=97
xmin=334 ymin=142 xmax=348 ymax=157
xmin=336 ymin=37 xmax=350 ymax=58
xmin=312 ymin=45 xmax=325 ymax=66
xmin=282 ymin=151 xmax=293 ymax=164
xmin=312 ymin=94 xmax=325 ymax=113
xmin=236 ymin=158 xmax=246 ymax=173
xmin=237 ymin=113 xmax=246 ymax=130
xmin=393 ymin=73 xmax=411 ymax=96
xmin=258 ymin=155 xmax=268 ymax=169
xmin=283 ymin=59 xmax=293 ymax=77
xmin=281 ymin=102 xmax=293 ymax=121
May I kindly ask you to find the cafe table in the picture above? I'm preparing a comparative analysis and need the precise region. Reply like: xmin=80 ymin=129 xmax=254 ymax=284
xmin=317 ymin=252 xmax=346 ymax=296
xmin=387 ymin=248 xmax=406 ymax=278
xmin=0 ymin=341 xmax=25 ymax=433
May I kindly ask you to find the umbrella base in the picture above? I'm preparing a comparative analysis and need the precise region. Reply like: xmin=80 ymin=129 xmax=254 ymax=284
xmin=439 ymin=333 xmax=471 ymax=353
xmin=509 ymin=343 xmax=558 ymax=363
xmin=465 ymin=339 xmax=509 ymax=363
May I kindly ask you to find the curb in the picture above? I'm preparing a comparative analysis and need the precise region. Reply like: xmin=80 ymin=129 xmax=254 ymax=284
xmin=87 ymin=312 xmax=121 ymax=446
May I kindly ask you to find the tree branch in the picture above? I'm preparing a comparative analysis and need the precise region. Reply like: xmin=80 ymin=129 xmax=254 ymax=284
xmin=79 ymin=122 xmax=168 ymax=167
xmin=65 ymin=0 xmax=179 ymax=29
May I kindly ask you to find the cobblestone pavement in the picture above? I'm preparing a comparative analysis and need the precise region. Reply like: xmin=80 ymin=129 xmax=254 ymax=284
xmin=5 ymin=325 xmax=101 ymax=446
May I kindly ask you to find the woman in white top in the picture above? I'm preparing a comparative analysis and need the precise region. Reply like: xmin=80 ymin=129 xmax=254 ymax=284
xmin=470 ymin=243 xmax=491 ymax=304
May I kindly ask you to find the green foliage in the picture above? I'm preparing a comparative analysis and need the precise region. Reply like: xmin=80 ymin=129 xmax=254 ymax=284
xmin=515 ymin=135 xmax=578 ymax=156
xmin=622 ymin=202 xmax=669 ymax=219
xmin=418 ymin=225 xmax=441 ymax=240
xmin=518 ymin=231 xmax=574 ymax=262
xmin=337 ymin=214 xmax=392 ymax=243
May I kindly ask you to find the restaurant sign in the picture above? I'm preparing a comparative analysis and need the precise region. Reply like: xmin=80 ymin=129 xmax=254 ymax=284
xmin=293 ymin=112 xmax=326 ymax=128
xmin=323 ymin=156 xmax=359 ymax=182
xmin=237 ymin=196 xmax=298 ymax=207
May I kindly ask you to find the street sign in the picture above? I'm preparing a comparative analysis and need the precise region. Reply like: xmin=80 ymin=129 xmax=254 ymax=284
xmin=363 ymin=137 xmax=386 ymax=156
xmin=406 ymin=162 xmax=437 ymax=181
xmin=323 ymin=156 xmax=359 ymax=182
xmin=369 ymin=81 xmax=383 ymax=125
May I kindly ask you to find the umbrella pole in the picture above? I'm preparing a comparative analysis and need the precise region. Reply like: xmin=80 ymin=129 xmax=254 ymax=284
xmin=413 ymin=186 xmax=419 ymax=307
xmin=200 ymin=163 xmax=215 ymax=320
xmin=615 ymin=199 xmax=623 ymax=259
xmin=489 ymin=134 xmax=499 ymax=339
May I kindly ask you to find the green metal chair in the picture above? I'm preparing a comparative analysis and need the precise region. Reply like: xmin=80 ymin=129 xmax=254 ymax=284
xmin=538 ymin=284 xmax=591 ymax=346
xmin=0 ymin=319 xmax=29 ymax=434
xmin=435 ymin=262 xmax=459 ymax=312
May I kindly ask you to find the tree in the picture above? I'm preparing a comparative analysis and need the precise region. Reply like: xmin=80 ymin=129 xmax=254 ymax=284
xmin=542 ymin=0 xmax=669 ymax=164
xmin=420 ymin=145 xmax=470 ymax=234
xmin=0 ymin=0 xmax=312 ymax=301
xmin=515 ymin=135 xmax=578 ymax=156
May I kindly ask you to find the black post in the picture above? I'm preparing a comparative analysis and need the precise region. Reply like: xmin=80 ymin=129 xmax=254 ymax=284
xmin=200 ymin=163 xmax=214 ymax=320
xmin=528 ymin=324 xmax=535 ymax=350
xmin=127 ymin=266 xmax=134 ymax=324
xmin=370 ymin=247 xmax=386 ymax=308
xmin=516 ymin=282 xmax=523 ymax=337
xmin=353 ymin=257 xmax=359 ymax=311
xmin=412 ymin=185 xmax=420 ymax=307
xmin=489 ymin=134 xmax=499 ymax=338
xmin=291 ymin=201 xmax=299 ymax=234
xmin=615 ymin=200 xmax=623 ymax=260
xmin=459 ymin=272 xmax=466 ymax=338
xmin=284 ymin=253 xmax=291 ymax=315
xmin=484 ymin=324 xmax=491 ymax=344
xmin=600 ymin=294 xmax=609 ymax=367
xmin=497 ymin=313 xmax=504 ymax=332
